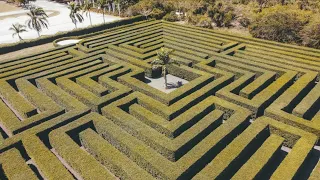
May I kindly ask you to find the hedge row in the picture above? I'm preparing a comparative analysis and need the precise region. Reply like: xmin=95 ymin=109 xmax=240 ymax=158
xmin=49 ymin=113 xmax=114 ymax=179
xmin=118 ymin=64 xmax=214 ymax=106
xmin=162 ymin=21 xmax=320 ymax=58
xmin=23 ymin=136 xmax=74 ymax=179
xmin=84 ymin=21 xmax=161 ymax=48
xmin=77 ymin=20 xmax=160 ymax=53
xmin=99 ymin=95 xmax=251 ymax=179
xmin=55 ymin=62 xmax=132 ymax=113
xmin=194 ymin=116 xmax=317 ymax=179
xmin=234 ymin=49 xmax=320 ymax=73
xmin=79 ymin=128 xmax=155 ymax=179
xmin=0 ymin=149 xmax=38 ymax=179
xmin=265 ymin=72 xmax=320 ymax=137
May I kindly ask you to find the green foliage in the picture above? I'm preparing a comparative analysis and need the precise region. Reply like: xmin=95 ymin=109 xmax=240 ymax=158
xmin=150 ymin=8 xmax=166 ymax=19
xmin=207 ymin=1 xmax=236 ymax=27
xmin=163 ymin=12 xmax=179 ymax=22
xmin=135 ymin=0 xmax=154 ymax=18
xmin=295 ymin=0 xmax=320 ymax=11
xmin=186 ymin=13 xmax=212 ymax=28
xmin=151 ymin=47 xmax=179 ymax=88
xmin=238 ymin=16 xmax=251 ymax=27
xmin=9 ymin=23 xmax=27 ymax=41
xmin=125 ymin=0 xmax=165 ymax=19
xmin=249 ymin=5 xmax=312 ymax=43
xmin=82 ymin=0 xmax=93 ymax=25
xmin=96 ymin=0 xmax=107 ymax=23
xmin=300 ymin=15 xmax=320 ymax=49
xmin=68 ymin=2 xmax=84 ymax=29
xmin=26 ymin=7 xmax=48 ymax=37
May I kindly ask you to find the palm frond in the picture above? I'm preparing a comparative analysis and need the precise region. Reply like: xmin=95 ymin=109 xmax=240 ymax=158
xmin=152 ymin=65 xmax=163 ymax=69
xmin=151 ymin=59 xmax=164 ymax=65
xmin=168 ymin=59 xmax=180 ymax=66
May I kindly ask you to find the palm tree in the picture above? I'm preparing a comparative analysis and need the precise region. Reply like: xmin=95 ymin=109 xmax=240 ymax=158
xmin=82 ymin=0 xmax=93 ymax=26
xmin=26 ymin=7 xmax=48 ymax=37
xmin=151 ymin=48 xmax=179 ymax=89
xmin=9 ymin=23 xmax=27 ymax=41
xmin=97 ymin=0 xmax=106 ymax=23
xmin=68 ymin=2 xmax=84 ymax=29
xmin=115 ymin=0 xmax=121 ymax=16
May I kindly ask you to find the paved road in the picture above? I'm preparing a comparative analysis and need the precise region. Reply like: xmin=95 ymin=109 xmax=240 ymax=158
xmin=0 ymin=0 xmax=122 ymax=44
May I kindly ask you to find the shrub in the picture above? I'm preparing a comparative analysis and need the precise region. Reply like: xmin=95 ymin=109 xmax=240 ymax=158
xmin=207 ymin=1 xmax=236 ymax=27
xmin=197 ymin=15 xmax=213 ymax=28
xmin=296 ymin=0 xmax=320 ymax=11
xmin=249 ymin=5 xmax=312 ymax=44
xmin=186 ymin=13 xmax=213 ymax=28
xmin=163 ymin=12 xmax=179 ymax=22
xmin=150 ymin=8 xmax=166 ymax=19
xmin=300 ymin=15 xmax=320 ymax=49
xmin=238 ymin=16 xmax=251 ymax=27
xmin=125 ymin=5 xmax=140 ymax=17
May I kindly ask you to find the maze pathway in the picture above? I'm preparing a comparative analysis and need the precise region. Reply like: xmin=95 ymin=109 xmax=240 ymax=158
xmin=0 ymin=19 xmax=319 ymax=179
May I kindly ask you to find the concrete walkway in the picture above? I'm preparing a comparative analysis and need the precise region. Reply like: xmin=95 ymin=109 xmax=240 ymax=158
xmin=0 ymin=0 xmax=122 ymax=44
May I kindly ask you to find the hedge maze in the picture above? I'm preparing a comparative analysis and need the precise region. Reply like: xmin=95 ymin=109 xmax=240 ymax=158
xmin=0 ymin=19 xmax=319 ymax=179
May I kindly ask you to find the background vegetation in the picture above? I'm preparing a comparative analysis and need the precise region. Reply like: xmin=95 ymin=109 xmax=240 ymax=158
xmin=116 ymin=0 xmax=320 ymax=49
xmin=4 ymin=0 xmax=320 ymax=49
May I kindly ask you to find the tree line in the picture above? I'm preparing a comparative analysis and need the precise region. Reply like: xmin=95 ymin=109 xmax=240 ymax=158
xmin=7 ymin=0 xmax=320 ymax=49
xmin=122 ymin=0 xmax=320 ymax=49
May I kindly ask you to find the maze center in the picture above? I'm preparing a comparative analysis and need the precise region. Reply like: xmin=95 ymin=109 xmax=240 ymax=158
xmin=0 ymin=19 xmax=319 ymax=180
xmin=145 ymin=74 xmax=189 ymax=93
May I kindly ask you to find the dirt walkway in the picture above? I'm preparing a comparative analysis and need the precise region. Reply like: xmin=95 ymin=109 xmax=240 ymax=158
xmin=0 ymin=1 xmax=21 ymax=13
xmin=0 ymin=43 xmax=54 ymax=61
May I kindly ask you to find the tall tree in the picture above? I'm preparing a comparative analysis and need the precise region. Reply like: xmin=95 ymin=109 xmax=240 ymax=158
xmin=82 ymin=0 xmax=93 ymax=26
xmin=207 ymin=1 xmax=235 ymax=27
xmin=115 ymin=0 xmax=121 ymax=16
xmin=97 ymin=0 xmax=106 ymax=23
xmin=68 ymin=2 xmax=84 ymax=29
xmin=9 ymin=23 xmax=27 ymax=41
xmin=137 ymin=0 xmax=153 ymax=19
xmin=26 ymin=7 xmax=48 ymax=37
xmin=151 ymin=48 xmax=179 ymax=89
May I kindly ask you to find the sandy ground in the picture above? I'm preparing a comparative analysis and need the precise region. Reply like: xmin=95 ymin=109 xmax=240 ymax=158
xmin=0 ymin=0 xmax=123 ymax=44
xmin=0 ymin=43 xmax=54 ymax=61
xmin=0 ymin=1 xmax=21 ymax=13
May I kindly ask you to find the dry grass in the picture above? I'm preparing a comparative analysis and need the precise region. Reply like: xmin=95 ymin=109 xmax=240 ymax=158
xmin=0 ymin=43 xmax=54 ymax=61
xmin=0 ymin=1 xmax=21 ymax=13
